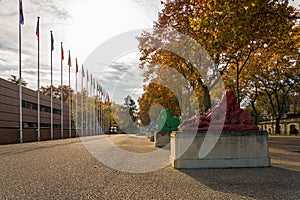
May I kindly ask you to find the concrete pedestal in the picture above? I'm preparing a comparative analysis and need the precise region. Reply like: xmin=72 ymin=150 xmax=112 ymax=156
xmin=149 ymin=135 xmax=154 ymax=142
xmin=171 ymin=130 xmax=270 ymax=169
xmin=154 ymin=131 xmax=171 ymax=147
xmin=148 ymin=131 xmax=154 ymax=142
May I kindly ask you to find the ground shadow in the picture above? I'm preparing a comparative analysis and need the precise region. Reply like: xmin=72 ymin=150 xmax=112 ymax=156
xmin=0 ymin=137 xmax=83 ymax=156
xmin=180 ymin=166 xmax=300 ymax=199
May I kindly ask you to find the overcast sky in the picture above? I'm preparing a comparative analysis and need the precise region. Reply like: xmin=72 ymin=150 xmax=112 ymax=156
xmin=0 ymin=0 xmax=299 ymax=104
xmin=0 ymin=0 xmax=162 ymax=104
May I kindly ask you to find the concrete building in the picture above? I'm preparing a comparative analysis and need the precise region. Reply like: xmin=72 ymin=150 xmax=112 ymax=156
xmin=258 ymin=115 xmax=300 ymax=135
xmin=0 ymin=78 xmax=76 ymax=144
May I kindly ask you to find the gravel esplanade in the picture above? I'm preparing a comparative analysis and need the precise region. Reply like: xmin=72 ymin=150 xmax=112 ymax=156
xmin=0 ymin=135 xmax=299 ymax=200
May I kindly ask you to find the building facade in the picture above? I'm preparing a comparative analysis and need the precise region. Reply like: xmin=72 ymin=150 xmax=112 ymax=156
xmin=258 ymin=116 xmax=300 ymax=135
xmin=0 ymin=78 xmax=76 ymax=144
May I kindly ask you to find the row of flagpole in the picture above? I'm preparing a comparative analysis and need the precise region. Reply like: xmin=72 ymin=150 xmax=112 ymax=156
xmin=18 ymin=0 xmax=111 ymax=143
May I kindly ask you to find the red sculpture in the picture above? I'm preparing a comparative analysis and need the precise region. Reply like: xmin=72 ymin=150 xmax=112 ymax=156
xmin=178 ymin=89 xmax=259 ymax=131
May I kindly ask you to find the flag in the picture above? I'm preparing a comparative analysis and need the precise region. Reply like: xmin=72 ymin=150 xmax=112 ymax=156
xmin=76 ymin=58 xmax=78 ymax=73
xmin=87 ymin=70 xmax=89 ymax=81
xmin=51 ymin=31 xmax=54 ymax=51
xmin=82 ymin=65 xmax=85 ymax=77
xmin=36 ymin=17 xmax=39 ymax=38
xmin=90 ymin=74 xmax=92 ymax=85
xmin=61 ymin=43 xmax=64 ymax=60
xmin=68 ymin=51 xmax=72 ymax=67
xmin=20 ymin=0 xmax=24 ymax=25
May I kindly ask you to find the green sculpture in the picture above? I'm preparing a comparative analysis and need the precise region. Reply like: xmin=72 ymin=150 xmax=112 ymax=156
xmin=156 ymin=109 xmax=180 ymax=131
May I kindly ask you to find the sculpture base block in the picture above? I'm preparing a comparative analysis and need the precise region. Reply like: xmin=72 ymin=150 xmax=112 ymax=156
xmin=154 ymin=131 xmax=171 ymax=147
xmin=170 ymin=130 xmax=270 ymax=169
xmin=149 ymin=135 xmax=154 ymax=142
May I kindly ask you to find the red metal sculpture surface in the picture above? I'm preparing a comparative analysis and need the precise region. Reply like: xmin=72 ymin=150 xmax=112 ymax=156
xmin=178 ymin=89 xmax=259 ymax=131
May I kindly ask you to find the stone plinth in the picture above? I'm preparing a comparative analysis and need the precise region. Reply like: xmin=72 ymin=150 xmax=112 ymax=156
xmin=170 ymin=130 xmax=270 ymax=169
xmin=149 ymin=131 xmax=155 ymax=142
xmin=154 ymin=131 xmax=171 ymax=147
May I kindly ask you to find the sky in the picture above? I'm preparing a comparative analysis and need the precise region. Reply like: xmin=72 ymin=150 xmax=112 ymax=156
xmin=0 ymin=0 xmax=162 ymax=104
xmin=0 ymin=0 xmax=299 ymax=104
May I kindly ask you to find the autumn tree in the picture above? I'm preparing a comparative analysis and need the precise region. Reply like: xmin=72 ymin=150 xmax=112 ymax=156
xmin=138 ymin=82 xmax=181 ymax=126
xmin=138 ymin=23 xmax=218 ymax=112
xmin=191 ymin=0 xmax=299 ymax=105
xmin=40 ymin=85 xmax=73 ymax=103
xmin=110 ymin=102 xmax=124 ymax=132
xmin=138 ymin=0 xmax=299 ymax=112
xmin=244 ymin=27 xmax=300 ymax=134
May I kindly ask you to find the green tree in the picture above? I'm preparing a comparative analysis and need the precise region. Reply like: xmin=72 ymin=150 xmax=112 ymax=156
xmin=124 ymin=95 xmax=138 ymax=124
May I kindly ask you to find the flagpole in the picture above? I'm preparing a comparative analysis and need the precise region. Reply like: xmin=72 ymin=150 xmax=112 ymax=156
xmin=75 ymin=58 xmax=78 ymax=137
xmin=98 ymin=84 xmax=101 ymax=134
xmin=93 ymin=80 xmax=96 ymax=135
xmin=101 ymin=91 xmax=103 ymax=134
xmin=37 ymin=17 xmax=40 ymax=141
xmin=96 ymin=84 xmax=98 ymax=135
xmin=19 ymin=1 xmax=23 ymax=143
xmin=60 ymin=42 xmax=64 ymax=139
xmin=81 ymin=65 xmax=84 ymax=137
xmin=93 ymin=80 xmax=95 ymax=135
xmin=90 ymin=77 xmax=92 ymax=136
xmin=68 ymin=50 xmax=71 ymax=138
xmin=98 ymin=85 xmax=100 ymax=134
xmin=50 ymin=31 xmax=53 ymax=140
xmin=94 ymin=82 xmax=96 ymax=135
xmin=100 ymin=90 xmax=102 ymax=133
xmin=86 ymin=70 xmax=88 ymax=136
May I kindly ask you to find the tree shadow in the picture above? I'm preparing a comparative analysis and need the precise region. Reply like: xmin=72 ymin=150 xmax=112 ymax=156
xmin=179 ymin=166 xmax=300 ymax=199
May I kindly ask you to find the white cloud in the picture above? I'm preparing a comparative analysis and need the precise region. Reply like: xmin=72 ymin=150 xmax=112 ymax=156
xmin=0 ymin=0 xmax=161 ymax=101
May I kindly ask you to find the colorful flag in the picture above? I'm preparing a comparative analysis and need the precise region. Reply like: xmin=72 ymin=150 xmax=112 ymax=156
xmin=76 ymin=58 xmax=78 ymax=73
xmin=51 ymin=31 xmax=54 ymax=51
xmin=36 ymin=17 xmax=39 ymax=38
xmin=20 ymin=0 xmax=24 ymax=25
xmin=68 ymin=51 xmax=72 ymax=67
xmin=61 ymin=43 xmax=64 ymax=60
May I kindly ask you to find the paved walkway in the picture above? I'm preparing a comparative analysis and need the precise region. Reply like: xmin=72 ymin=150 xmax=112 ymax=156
xmin=0 ymin=135 xmax=299 ymax=199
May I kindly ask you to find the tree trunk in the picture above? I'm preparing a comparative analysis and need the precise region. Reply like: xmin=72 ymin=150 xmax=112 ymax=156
xmin=275 ymin=117 xmax=281 ymax=134
xmin=202 ymin=85 xmax=212 ymax=112
xmin=236 ymin=63 xmax=240 ymax=107
xmin=187 ymin=87 xmax=191 ymax=117
xmin=251 ymin=101 xmax=258 ymax=125
xmin=195 ymin=78 xmax=212 ymax=112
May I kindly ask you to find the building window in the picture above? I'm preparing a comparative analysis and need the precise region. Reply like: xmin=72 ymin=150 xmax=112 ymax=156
xmin=23 ymin=100 xmax=61 ymax=115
